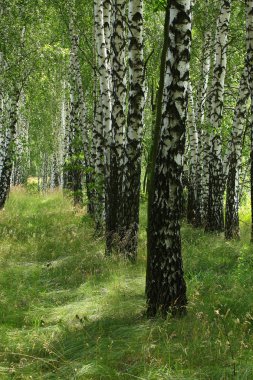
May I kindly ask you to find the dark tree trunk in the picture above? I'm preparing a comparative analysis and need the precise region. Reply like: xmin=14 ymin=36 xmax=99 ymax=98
xmin=206 ymin=140 xmax=225 ymax=233
xmin=0 ymin=93 xmax=19 ymax=209
xmin=121 ymin=0 xmax=144 ymax=261
xmin=106 ymin=0 xmax=126 ymax=254
xmin=147 ymin=0 xmax=170 ymax=229
xmin=225 ymin=151 xmax=240 ymax=239
xmin=187 ymin=185 xmax=195 ymax=223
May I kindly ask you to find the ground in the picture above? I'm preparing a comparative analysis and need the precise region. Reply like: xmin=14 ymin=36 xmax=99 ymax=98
xmin=0 ymin=188 xmax=253 ymax=379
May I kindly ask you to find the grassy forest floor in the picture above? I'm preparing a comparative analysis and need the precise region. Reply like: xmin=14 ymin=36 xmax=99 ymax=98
xmin=0 ymin=188 xmax=253 ymax=379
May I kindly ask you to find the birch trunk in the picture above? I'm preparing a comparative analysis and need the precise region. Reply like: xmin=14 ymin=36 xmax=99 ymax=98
xmin=91 ymin=26 xmax=105 ymax=232
xmin=206 ymin=0 xmax=231 ymax=232
xmin=146 ymin=0 xmax=191 ymax=317
xmin=93 ymin=94 xmax=105 ymax=232
xmin=63 ymin=97 xmax=72 ymax=190
xmin=107 ymin=0 xmax=127 ymax=251
xmin=121 ymin=0 xmax=144 ymax=260
xmin=42 ymin=153 xmax=48 ymax=193
xmin=12 ymin=93 xmax=29 ymax=186
xmin=187 ymin=82 xmax=198 ymax=224
xmin=195 ymin=31 xmax=212 ymax=227
xmin=94 ymin=0 xmax=114 ymax=251
xmin=0 ymin=89 xmax=5 ymax=180
xmin=225 ymin=68 xmax=249 ymax=239
xmin=246 ymin=0 xmax=253 ymax=241
xmin=147 ymin=2 xmax=170 ymax=279
xmin=69 ymin=16 xmax=92 ymax=208
xmin=68 ymin=71 xmax=83 ymax=205
xmin=0 ymin=91 xmax=19 ymax=209
xmin=59 ymin=89 xmax=67 ymax=189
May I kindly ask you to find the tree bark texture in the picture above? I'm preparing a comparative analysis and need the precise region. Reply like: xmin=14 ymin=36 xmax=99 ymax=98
xmin=146 ymin=0 xmax=191 ymax=317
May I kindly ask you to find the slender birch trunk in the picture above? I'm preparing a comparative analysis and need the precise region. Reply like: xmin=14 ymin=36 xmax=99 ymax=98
xmin=93 ymin=94 xmax=105 ymax=232
xmin=68 ymin=70 xmax=83 ymax=205
xmin=187 ymin=82 xmax=198 ymax=224
xmin=0 ymin=89 xmax=5 ymax=180
xmin=91 ymin=27 xmax=105 ymax=232
xmin=121 ymin=0 xmax=144 ymax=260
xmin=42 ymin=153 xmax=49 ymax=193
xmin=12 ymin=92 xmax=29 ymax=186
xmin=63 ymin=97 xmax=72 ymax=190
xmin=94 ymin=0 xmax=113 ymax=250
xmin=246 ymin=0 xmax=253 ymax=241
xmin=0 ymin=91 xmax=19 ymax=209
xmin=50 ymin=153 xmax=60 ymax=189
xmin=59 ymin=88 xmax=67 ymax=189
xmin=69 ymin=16 xmax=92 ymax=208
xmin=225 ymin=68 xmax=249 ymax=239
xmin=195 ymin=32 xmax=212 ymax=127
xmin=64 ymin=14 xmax=86 ymax=205
xmin=195 ymin=31 xmax=212 ymax=227
xmin=146 ymin=0 xmax=192 ymax=317
xmin=206 ymin=0 xmax=231 ymax=232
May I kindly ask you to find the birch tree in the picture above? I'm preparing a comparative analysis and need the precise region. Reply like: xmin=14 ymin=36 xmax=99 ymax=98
xmin=246 ymin=0 xmax=253 ymax=242
xmin=146 ymin=0 xmax=192 ymax=317
xmin=206 ymin=0 xmax=231 ymax=232
xmin=225 ymin=67 xmax=249 ymax=239
xmin=121 ymin=0 xmax=145 ymax=260
xmin=187 ymin=82 xmax=198 ymax=224
xmin=0 ymin=91 xmax=19 ymax=209
xmin=94 ymin=0 xmax=113 ymax=248
xmin=106 ymin=0 xmax=127 ymax=252
xmin=65 ymin=40 xmax=83 ymax=205
xmin=194 ymin=31 xmax=212 ymax=227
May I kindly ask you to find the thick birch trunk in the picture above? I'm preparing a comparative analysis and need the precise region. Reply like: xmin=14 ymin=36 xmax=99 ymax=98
xmin=146 ymin=0 xmax=191 ymax=317
xmin=121 ymin=0 xmax=144 ymax=260
xmin=107 ymin=0 xmax=127 ymax=251
xmin=147 ymin=2 xmax=170 ymax=277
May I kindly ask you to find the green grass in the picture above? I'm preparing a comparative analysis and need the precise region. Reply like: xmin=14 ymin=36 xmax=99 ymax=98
xmin=0 ymin=188 xmax=253 ymax=379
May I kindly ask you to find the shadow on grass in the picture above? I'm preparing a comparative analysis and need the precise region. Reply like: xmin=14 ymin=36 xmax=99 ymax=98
xmin=1 ymin=190 xmax=253 ymax=380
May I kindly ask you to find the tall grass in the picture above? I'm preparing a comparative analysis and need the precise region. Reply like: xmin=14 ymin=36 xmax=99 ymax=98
xmin=0 ymin=188 xmax=252 ymax=379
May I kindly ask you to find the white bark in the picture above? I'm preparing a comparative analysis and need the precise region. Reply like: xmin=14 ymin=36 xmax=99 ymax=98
xmin=206 ymin=0 xmax=231 ymax=231
xmin=146 ymin=0 xmax=192 ymax=316
xmin=121 ymin=0 xmax=145 ymax=258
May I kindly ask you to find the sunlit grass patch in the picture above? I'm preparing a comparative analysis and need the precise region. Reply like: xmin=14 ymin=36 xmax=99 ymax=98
xmin=0 ymin=189 xmax=253 ymax=379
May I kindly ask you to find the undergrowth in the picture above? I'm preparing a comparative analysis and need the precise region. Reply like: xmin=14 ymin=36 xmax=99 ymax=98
xmin=0 ymin=188 xmax=252 ymax=379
